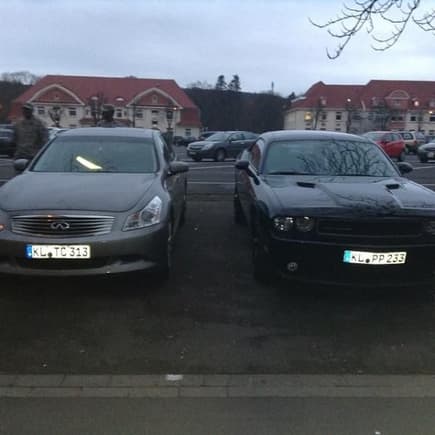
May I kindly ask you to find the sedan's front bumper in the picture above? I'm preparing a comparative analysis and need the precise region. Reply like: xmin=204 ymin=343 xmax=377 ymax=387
xmin=0 ymin=223 xmax=168 ymax=277
xmin=266 ymin=236 xmax=435 ymax=287
xmin=187 ymin=148 xmax=215 ymax=159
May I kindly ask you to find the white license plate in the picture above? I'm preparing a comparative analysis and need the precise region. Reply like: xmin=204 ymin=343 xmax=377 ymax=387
xmin=428 ymin=152 xmax=434 ymax=159
xmin=343 ymin=250 xmax=406 ymax=265
xmin=26 ymin=245 xmax=91 ymax=259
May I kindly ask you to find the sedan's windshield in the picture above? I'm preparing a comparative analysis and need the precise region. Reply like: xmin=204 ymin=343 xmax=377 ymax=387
xmin=206 ymin=132 xmax=230 ymax=141
xmin=263 ymin=139 xmax=398 ymax=177
xmin=32 ymin=136 xmax=158 ymax=173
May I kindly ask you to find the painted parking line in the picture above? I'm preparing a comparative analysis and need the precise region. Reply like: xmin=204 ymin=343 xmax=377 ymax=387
xmin=412 ymin=166 xmax=435 ymax=170
xmin=2 ymin=374 xmax=435 ymax=398
xmin=188 ymin=165 xmax=234 ymax=171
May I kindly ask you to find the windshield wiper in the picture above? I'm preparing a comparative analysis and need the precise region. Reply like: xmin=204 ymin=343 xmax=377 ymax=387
xmin=267 ymin=171 xmax=312 ymax=175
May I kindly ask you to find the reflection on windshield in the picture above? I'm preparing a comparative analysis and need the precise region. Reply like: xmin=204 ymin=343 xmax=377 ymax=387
xmin=263 ymin=139 xmax=397 ymax=177
xmin=32 ymin=136 xmax=158 ymax=173
xmin=206 ymin=132 xmax=229 ymax=141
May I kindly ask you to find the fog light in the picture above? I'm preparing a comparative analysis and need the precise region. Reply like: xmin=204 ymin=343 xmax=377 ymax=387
xmin=295 ymin=216 xmax=315 ymax=232
xmin=273 ymin=217 xmax=293 ymax=232
xmin=287 ymin=262 xmax=298 ymax=272
xmin=0 ymin=224 xmax=4 ymax=231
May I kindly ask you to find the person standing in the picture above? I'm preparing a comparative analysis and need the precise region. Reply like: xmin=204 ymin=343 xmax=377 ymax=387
xmin=97 ymin=104 xmax=120 ymax=127
xmin=12 ymin=103 xmax=48 ymax=160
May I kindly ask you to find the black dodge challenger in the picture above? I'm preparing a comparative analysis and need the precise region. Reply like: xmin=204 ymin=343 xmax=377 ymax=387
xmin=234 ymin=130 xmax=435 ymax=287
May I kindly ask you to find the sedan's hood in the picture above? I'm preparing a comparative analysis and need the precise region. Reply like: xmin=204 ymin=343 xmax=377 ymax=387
xmin=188 ymin=140 xmax=213 ymax=148
xmin=264 ymin=175 xmax=435 ymax=216
xmin=0 ymin=172 xmax=157 ymax=212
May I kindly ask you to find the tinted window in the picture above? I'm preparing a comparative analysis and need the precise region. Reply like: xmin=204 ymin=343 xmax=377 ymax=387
xmin=400 ymin=132 xmax=413 ymax=140
xmin=32 ymin=136 xmax=157 ymax=173
xmin=263 ymin=139 xmax=398 ymax=177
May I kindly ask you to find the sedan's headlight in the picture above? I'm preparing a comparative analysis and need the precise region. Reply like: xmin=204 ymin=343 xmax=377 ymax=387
xmin=0 ymin=224 xmax=4 ymax=232
xmin=123 ymin=196 xmax=163 ymax=231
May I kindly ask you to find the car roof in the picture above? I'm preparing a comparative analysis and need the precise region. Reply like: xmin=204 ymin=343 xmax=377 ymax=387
xmin=260 ymin=130 xmax=369 ymax=143
xmin=60 ymin=127 xmax=155 ymax=139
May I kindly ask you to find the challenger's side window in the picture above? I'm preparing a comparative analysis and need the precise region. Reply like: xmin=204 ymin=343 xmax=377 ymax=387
xmin=249 ymin=141 xmax=262 ymax=171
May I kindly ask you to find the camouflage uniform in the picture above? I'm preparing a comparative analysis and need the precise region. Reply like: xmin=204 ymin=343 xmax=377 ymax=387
xmin=13 ymin=116 xmax=48 ymax=159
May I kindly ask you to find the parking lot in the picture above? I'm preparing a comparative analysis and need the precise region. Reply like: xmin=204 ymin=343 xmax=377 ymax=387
xmin=1 ymin=149 xmax=435 ymax=375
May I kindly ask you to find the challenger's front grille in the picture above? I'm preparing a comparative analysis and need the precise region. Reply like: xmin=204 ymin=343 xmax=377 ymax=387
xmin=11 ymin=215 xmax=114 ymax=238
xmin=317 ymin=218 xmax=422 ymax=238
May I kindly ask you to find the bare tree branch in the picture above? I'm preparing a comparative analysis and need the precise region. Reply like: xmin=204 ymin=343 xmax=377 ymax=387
xmin=310 ymin=0 xmax=433 ymax=58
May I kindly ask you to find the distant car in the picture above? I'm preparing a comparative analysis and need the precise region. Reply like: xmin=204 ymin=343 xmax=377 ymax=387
xmin=47 ymin=127 xmax=68 ymax=140
xmin=234 ymin=130 xmax=435 ymax=287
xmin=198 ymin=131 xmax=218 ymax=141
xmin=174 ymin=136 xmax=197 ymax=147
xmin=417 ymin=142 xmax=435 ymax=163
xmin=362 ymin=131 xmax=406 ymax=161
xmin=0 ymin=128 xmax=14 ymax=157
xmin=398 ymin=131 xmax=426 ymax=154
xmin=187 ymin=131 xmax=258 ymax=162
xmin=0 ymin=127 xmax=189 ymax=278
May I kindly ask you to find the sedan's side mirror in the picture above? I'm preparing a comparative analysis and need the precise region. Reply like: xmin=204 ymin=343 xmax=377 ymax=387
xmin=168 ymin=161 xmax=189 ymax=175
xmin=397 ymin=162 xmax=413 ymax=174
xmin=13 ymin=159 xmax=29 ymax=172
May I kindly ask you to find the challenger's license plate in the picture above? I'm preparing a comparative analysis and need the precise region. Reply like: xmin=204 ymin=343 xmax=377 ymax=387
xmin=26 ymin=245 xmax=91 ymax=259
xmin=343 ymin=250 xmax=406 ymax=265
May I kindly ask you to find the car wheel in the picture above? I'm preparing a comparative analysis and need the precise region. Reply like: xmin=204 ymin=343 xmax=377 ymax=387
xmin=397 ymin=151 xmax=405 ymax=162
xmin=214 ymin=148 xmax=226 ymax=162
xmin=233 ymin=192 xmax=246 ymax=225
xmin=192 ymin=156 xmax=202 ymax=162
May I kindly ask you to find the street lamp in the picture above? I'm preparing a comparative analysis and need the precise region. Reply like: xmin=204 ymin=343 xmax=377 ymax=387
xmin=48 ymin=106 xmax=63 ymax=127
xmin=345 ymin=98 xmax=352 ymax=133
xmin=165 ymin=106 xmax=177 ymax=145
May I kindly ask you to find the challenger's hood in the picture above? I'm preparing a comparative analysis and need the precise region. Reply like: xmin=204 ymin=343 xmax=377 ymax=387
xmin=264 ymin=175 xmax=435 ymax=216
xmin=0 ymin=172 xmax=157 ymax=212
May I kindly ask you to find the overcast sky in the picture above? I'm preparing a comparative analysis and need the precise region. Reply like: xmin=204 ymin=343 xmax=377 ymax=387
xmin=1 ymin=0 xmax=434 ymax=96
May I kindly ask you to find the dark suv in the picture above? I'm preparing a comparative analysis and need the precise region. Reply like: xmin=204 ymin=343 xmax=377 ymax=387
xmin=187 ymin=131 xmax=258 ymax=162
xmin=0 ymin=128 xmax=14 ymax=157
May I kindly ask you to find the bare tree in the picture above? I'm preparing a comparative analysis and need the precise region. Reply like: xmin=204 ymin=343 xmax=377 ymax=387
xmin=310 ymin=0 xmax=435 ymax=59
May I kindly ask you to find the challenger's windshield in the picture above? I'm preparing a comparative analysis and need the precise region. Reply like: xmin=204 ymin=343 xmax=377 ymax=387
xmin=263 ymin=139 xmax=398 ymax=177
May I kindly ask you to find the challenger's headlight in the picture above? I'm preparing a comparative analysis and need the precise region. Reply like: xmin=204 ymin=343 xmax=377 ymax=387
xmin=123 ymin=196 xmax=163 ymax=231
xmin=295 ymin=216 xmax=315 ymax=232
xmin=273 ymin=217 xmax=294 ymax=232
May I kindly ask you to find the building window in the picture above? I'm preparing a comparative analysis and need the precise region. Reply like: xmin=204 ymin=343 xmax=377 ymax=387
xmin=151 ymin=110 xmax=159 ymax=115
xmin=37 ymin=106 xmax=45 ymax=115
xmin=321 ymin=113 xmax=327 ymax=121
xmin=152 ymin=95 xmax=158 ymax=104
xmin=116 ymin=109 xmax=122 ymax=118
xmin=429 ymin=130 xmax=435 ymax=135
xmin=152 ymin=119 xmax=158 ymax=127
xmin=430 ymin=114 xmax=435 ymax=122
xmin=85 ymin=109 xmax=90 ymax=116
xmin=185 ymin=128 xmax=192 ymax=137
xmin=335 ymin=127 xmax=342 ymax=131
xmin=391 ymin=115 xmax=404 ymax=121
xmin=69 ymin=124 xmax=77 ymax=128
xmin=336 ymin=112 xmax=342 ymax=121
xmin=410 ymin=115 xmax=417 ymax=122
xmin=68 ymin=107 xmax=76 ymax=117
xmin=135 ymin=109 xmax=143 ymax=119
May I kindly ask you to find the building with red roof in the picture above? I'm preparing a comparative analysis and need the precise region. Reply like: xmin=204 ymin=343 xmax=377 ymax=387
xmin=284 ymin=80 xmax=435 ymax=135
xmin=9 ymin=75 xmax=202 ymax=136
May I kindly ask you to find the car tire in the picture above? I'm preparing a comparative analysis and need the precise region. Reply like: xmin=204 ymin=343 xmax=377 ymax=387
xmin=214 ymin=149 xmax=226 ymax=162
xmin=233 ymin=192 xmax=246 ymax=225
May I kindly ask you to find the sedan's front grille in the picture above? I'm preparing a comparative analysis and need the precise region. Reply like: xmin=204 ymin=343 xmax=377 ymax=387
xmin=189 ymin=145 xmax=204 ymax=150
xmin=11 ymin=215 xmax=114 ymax=238
xmin=317 ymin=218 xmax=422 ymax=238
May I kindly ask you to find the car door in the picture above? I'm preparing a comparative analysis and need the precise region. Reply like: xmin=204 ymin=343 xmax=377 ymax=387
xmin=227 ymin=132 xmax=245 ymax=158
xmin=157 ymin=134 xmax=184 ymax=225
xmin=390 ymin=132 xmax=404 ymax=158
xmin=236 ymin=141 xmax=263 ymax=227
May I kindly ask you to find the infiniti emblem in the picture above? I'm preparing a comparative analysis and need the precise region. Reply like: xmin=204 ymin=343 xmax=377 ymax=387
xmin=50 ymin=221 xmax=70 ymax=231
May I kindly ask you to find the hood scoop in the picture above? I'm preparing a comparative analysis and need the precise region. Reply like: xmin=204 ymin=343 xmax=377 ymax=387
xmin=385 ymin=183 xmax=401 ymax=190
xmin=296 ymin=181 xmax=316 ymax=188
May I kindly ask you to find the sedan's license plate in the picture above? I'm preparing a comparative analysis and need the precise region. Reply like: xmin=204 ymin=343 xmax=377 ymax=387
xmin=343 ymin=250 xmax=406 ymax=265
xmin=26 ymin=245 xmax=91 ymax=259
xmin=428 ymin=152 xmax=434 ymax=159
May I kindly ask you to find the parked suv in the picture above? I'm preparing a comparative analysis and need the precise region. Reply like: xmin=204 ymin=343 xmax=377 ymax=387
xmin=0 ymin=128 xmax=14 ymax=157
xmin=187 ymin=131 xmax=258 ymax=162
xmin=398 ymin=131 xmax=426 ymax=154
xmin=362 ymin=131 xmax=406 ymax=161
